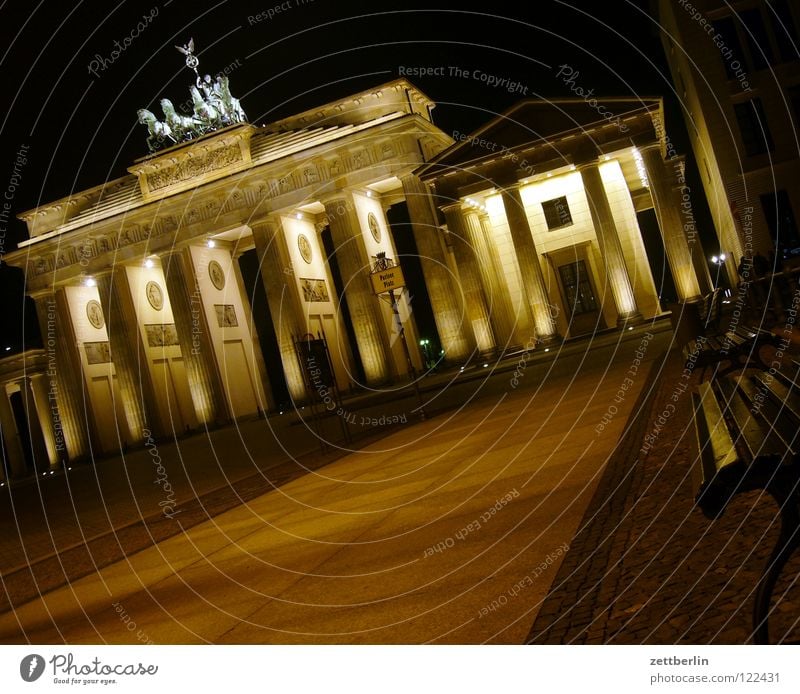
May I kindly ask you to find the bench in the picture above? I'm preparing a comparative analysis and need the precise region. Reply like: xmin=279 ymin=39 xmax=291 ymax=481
xmin=699 ymin=288 xmax=723 ymax=334
xmin=692 ymin=366 xmax=800 ymax=643
xmin=683 ymin=324 xmax=779 ymax=379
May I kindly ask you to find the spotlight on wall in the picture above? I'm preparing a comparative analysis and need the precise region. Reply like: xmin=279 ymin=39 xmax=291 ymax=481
xmin=206 ymin=239 xmax=216 ymax=249
xmin=295 ymin=212 xmax=303 ymax=220
xmin=83 ymin=277 xmax=96 ymax=287
xmin=366 ymin=190 xmax=373 ymax=198
xmin=144 ymin=258 xmax=154 ymax=269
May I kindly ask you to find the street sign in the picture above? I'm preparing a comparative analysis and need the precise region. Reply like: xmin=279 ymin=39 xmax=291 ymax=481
xmin=371 ymin=265 xmax=406 ymax=294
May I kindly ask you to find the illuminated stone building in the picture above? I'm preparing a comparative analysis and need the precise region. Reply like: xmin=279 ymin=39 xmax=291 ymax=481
xmin=0 ymin=79 xmax=704 ymax=479
xmin=657 ymin=0 xmax=800 ymax=278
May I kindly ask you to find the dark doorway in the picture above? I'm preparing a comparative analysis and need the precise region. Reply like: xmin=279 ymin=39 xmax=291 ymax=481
xmin=386 ymin=203 xmax=441 ymax=359
xmin=637 ymin=208 xmax=678 ymax=305
xmin=320 ymin=226 xmax=366 ymax=385
xmin=237 ymin=250 xmax=290 ymax=410
xmin=9 ymin=391 xmax=34 ymax=474
xmin=557 ymin=260 xmax=601 ymax=336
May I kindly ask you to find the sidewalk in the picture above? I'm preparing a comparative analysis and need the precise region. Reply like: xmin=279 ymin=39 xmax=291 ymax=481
xmin=527 ymin=342 xmax=798 ymax=644
xmin=0 ymin=324 xmax=671 ymax=643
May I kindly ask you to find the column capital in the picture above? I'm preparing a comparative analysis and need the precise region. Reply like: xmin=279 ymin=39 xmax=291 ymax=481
xmin=319 ymin=191 xmax=356 ymax=211
xmin=246 ymin=215 xmax=282 ymax=233
xmin=575 ymin=159 xmax=602 ymax=173
xmin=439 ymin=200 xmax=466 ymax=215
xmin=29 ymin=287 xmax=56 ymax=301
xmin=156 ymin=241 xmax=197 ymax=258
xmin=636 ymin=141 xmax=663 ymax=156
xmin=495 ymin=178 xmax=526 ymax=194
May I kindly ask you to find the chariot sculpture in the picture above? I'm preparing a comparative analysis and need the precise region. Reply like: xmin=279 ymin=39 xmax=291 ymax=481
xmin=137 ymin=38 xmax=247 ymax=152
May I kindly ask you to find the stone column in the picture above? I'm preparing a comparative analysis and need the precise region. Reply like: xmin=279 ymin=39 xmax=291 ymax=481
xmin=30 ymin=373 xmax=62 ymax=467
xmin=33 ymin=291 xmax=90 ymax=462
xmin=323 ymin=196 xmax=392 ymax=385
xmin=18 ymin=377 xmax=50 ymax=472
xmin=95 ymin=269 xmax=159 ymax=440
xmin=672 ymin=156 xmax=713 ymax=294
xmin=501 ymin=185 xmax=560 ymax=343
xmin=162 ymin=248 xmax=231 ymax=425
xmin=0 ymin=386 xmax=26 ymax=479
xmin=401 ymin=174 xmax=476 ymax=361
xmin=641 ymin=144 xmax=702 ymax=302
xmin=579 ymin=162 xmax=643 ymax=324
xmin=441 ymin=204 xmax=496 ymax=353
xmin=250 ymin=218 xmax=307 ymax=400
xmin=471 ymin=211 xmax=518 ymax=349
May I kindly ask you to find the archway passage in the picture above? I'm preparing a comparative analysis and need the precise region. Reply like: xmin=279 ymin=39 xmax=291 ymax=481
xmin=238 ymin=250 xmax=290 ymax=409
xmin=386 ymin=203 xmax=442 ymax=363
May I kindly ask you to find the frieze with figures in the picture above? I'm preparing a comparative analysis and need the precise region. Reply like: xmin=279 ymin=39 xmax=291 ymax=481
xmin=146 ymin=144 xmax=244 ymax=192
xmin=26 ymin=133 xmax=413 ymax=280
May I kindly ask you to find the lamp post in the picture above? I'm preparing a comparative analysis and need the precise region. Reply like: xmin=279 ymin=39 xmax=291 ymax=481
xmin=419 ymin=338 xmax=433 ymax=370
xmin=710 ymin=253 xmax=730 ymax=294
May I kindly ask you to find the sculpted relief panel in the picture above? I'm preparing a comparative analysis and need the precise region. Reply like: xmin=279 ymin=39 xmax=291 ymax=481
xmin=146 ymin=144 xmax=243 ymax=192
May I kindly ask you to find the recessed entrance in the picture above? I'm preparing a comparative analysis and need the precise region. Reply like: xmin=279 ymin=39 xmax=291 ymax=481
xmin=557 ymin=260 xmax=603 ymax=337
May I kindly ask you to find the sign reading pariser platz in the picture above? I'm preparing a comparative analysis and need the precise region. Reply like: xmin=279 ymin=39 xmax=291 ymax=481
xmin=371 ymin=266 xmax=406 ymax=295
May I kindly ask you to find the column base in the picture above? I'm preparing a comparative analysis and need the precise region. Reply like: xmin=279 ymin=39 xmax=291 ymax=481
xmin=536 ymin=333 xmax=562 ymax=346
xmin=617 ymin=311 xmax=644 ymax=328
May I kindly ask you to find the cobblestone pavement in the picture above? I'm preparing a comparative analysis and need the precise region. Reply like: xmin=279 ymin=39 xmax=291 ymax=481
xmin=527 ymin=345 xmax=800 ymax=644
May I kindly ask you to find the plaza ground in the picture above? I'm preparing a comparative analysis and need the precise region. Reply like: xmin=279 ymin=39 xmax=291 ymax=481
xmin=1 ymin=320 xmax=796 ymax=643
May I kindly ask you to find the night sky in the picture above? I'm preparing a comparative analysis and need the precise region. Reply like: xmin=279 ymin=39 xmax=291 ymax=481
xmin=0 ymin=0 xmax=706 ymax=352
